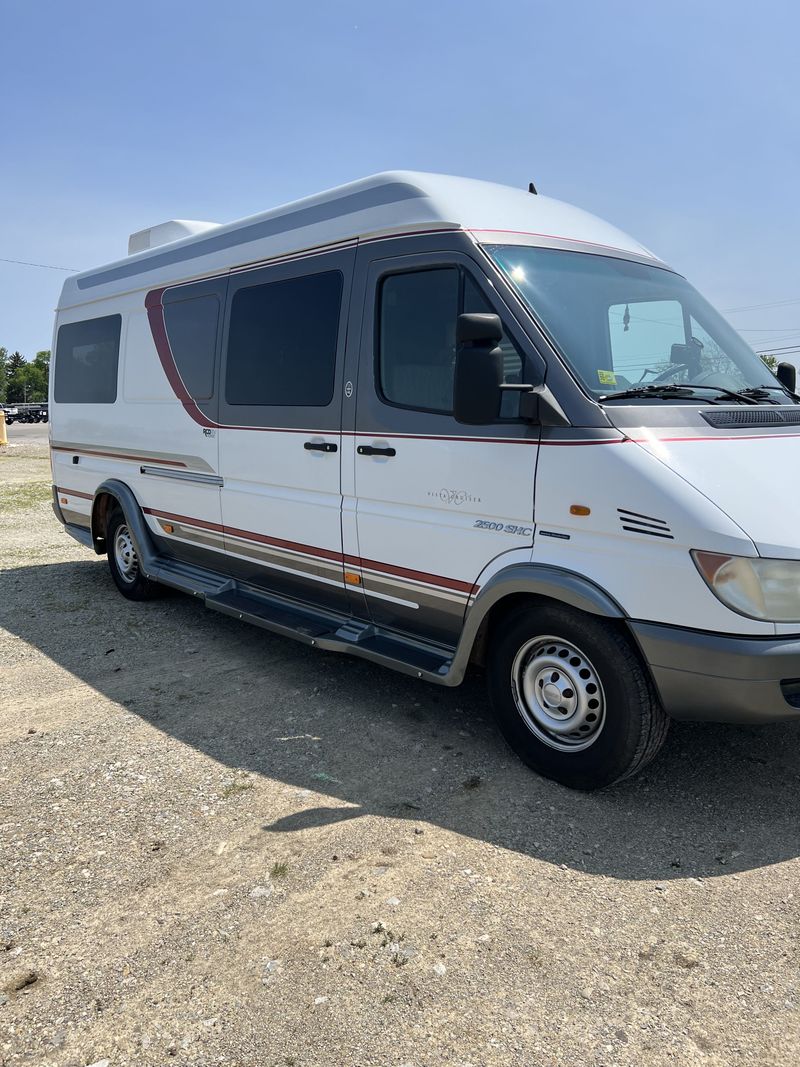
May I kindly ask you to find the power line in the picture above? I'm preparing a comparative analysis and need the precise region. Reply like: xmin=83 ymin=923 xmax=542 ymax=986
xmin=724 ymin=298 xmax=800 ymax=314
xmin=738 ymin=334 xmax=800 ymax=349
xmin=755 ymin=344 xmax=800 ymax=355
xmin=0 ymin=256 xmax=78 ymax=272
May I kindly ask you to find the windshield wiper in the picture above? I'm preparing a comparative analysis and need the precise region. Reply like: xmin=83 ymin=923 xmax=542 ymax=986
xmin=737 ymin=386 xmax=796 ymax=403
xmin=600 ymin=384 xmax=761 ymax=405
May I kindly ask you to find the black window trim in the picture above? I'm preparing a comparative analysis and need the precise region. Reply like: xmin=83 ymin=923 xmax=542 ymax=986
xmin=374 ymin=262 xmax=527 ymax=422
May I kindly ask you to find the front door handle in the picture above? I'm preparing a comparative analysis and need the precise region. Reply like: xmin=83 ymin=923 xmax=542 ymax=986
xmin=304 ymin=441 xmax=338 ymax=453
xmin=357 ymin=445 xmax=397 ymax=457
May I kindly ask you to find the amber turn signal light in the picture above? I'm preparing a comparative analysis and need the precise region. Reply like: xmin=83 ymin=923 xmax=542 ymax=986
xmin=570 ymin=504 xmax=591 ymax=516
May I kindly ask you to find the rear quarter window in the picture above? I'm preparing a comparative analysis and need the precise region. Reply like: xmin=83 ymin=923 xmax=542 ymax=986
xmin=163 ymin=294 xmax=219 ymax=400
xmin=54 ymin=314 xmax=121 ymax=403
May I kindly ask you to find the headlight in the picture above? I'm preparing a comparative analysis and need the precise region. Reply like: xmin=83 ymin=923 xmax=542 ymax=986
xmin=692 ymin=551 xmax=800 ymax=622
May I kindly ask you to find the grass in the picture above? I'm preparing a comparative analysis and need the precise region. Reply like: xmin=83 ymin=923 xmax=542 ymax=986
xmin=270 ymin=861 xmax=290 ymax=879
xmin=220 ymin=779 xmax=254 ymax=799
xmin=0 ymin=481 xmax=52 ymax=512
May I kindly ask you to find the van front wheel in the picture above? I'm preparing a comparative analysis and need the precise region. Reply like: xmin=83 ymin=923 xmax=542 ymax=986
xmin=487 ymin=603 xmax=668 ymax=790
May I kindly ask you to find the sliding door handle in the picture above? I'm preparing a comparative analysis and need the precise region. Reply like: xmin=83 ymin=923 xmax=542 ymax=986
xmin=357 ymin=445 xmax=396 ymax=457
xmin=304 ymin=441 xmax=338 ymax=453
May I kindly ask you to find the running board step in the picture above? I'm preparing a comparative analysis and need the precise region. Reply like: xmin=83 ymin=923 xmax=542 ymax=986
xmin=207 ymin=587 xmax=335 ymax=639
xmin=205 ymin=586 xmax=453 ymax=681
xmin=148 ymin=556 xmax=234 ymax=597
xmin=147 ymin=555 xmax=454 ymax=682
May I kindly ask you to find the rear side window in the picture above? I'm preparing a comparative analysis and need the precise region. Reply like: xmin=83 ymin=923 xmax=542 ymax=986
xmin=379 ymin=268 xmax=523 ymax=416
xmin=225 ymin=271 xmax=342 ymax=407
xmin=164 ymin=294 xmax=219 ymax=400
xmin=54 ymin=314 xmax=121 ymax=403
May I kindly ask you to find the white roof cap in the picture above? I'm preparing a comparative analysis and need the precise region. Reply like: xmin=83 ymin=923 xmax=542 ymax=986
xmin=63 ymin=172 xmax=660 ymax=305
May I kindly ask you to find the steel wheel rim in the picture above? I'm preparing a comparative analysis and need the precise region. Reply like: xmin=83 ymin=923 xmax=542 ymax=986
xmin=511 ymin=635 xmax=606 ymax=752
xmin=114 ymin=524 xmax=139 ymax=583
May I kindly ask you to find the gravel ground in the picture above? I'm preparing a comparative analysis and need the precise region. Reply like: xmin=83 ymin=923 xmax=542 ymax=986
xmin=1 ymin=423 xmax=49 ymax=449
xmin=1 ymin=434 xmax=800 ymax=1067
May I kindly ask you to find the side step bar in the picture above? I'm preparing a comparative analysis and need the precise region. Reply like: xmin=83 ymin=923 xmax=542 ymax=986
xmin=151 ymin=554 xmax=455 ymax=685
xmin=85 ymin=481 xmax=458 ymax=686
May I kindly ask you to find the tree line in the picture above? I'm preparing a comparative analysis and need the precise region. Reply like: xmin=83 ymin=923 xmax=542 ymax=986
xmin=0 ymin=348 xmax=50 ymax=404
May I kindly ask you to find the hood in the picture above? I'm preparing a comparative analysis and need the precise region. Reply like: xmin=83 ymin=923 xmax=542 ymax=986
xmin=629 ymin=426 xmax=800 ymax=559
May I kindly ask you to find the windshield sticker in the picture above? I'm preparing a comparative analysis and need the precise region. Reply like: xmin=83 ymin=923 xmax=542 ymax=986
xmin=597 ymin=370 xmax=617 ymax=386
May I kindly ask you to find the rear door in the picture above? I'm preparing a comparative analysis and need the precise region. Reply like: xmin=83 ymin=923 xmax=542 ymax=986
xmin=217 ymin=248 xmax=354 ymax=613
xmin=351 ymin=245 xmax=541 ymax=646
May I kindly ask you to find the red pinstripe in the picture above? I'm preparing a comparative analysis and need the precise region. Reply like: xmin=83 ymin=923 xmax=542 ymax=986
xmin=143 ymin=507 xmax=474 ymax=594
xmin=52 ymin=445 xmax=188 ymax=466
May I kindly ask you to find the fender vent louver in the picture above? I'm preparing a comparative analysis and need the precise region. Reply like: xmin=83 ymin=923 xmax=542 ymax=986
xmin=701 ymin=407 xmax=800 ymax=428
xmin=617 ymin=508 xmax=674 ymax=539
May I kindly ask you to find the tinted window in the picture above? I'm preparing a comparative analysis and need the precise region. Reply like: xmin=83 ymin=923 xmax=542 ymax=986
xmin=54 ymin=315 xmax=121 ymax=403
xmin=380 ymin=269 xmax=460 ymax=413
xmin=225 ymin=271 xmax=342 ymax=407
xmin=379 ymin=268 xmax=523 ymax=416
xmin=164 ymin=294 xmax=219 ymax=400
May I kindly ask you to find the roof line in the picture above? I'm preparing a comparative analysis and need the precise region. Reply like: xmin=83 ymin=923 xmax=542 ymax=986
xmin=76 ymin=179 xmax=426 ymax=291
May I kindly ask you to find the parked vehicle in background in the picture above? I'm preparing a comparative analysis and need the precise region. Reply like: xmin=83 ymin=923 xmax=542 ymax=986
xmin=7 ymin=403 xmax=49 ymax=423
xmin=48 ymin=171 xmax=800 ymax=790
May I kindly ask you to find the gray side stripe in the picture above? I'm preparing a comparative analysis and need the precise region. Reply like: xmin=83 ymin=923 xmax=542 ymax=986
xmin=77 ymin=182 xmax=425 ymax=290
xmin=140 ymin=466 xmax=223 ymax=487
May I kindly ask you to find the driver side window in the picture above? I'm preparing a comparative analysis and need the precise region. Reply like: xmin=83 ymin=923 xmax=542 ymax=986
xmin=606 ymin=300 xmax=685 ymax=388
xmin=378 ymin=266 xmax=523 ymax=417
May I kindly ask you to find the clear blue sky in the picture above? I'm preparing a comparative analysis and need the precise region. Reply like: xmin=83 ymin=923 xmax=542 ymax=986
xmin=2 ymin=0 xmax=799 ymax=361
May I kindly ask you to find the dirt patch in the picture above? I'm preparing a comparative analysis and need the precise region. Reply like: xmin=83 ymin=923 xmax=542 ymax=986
xmin=1 ymin=440 xmax=800 ymax=1065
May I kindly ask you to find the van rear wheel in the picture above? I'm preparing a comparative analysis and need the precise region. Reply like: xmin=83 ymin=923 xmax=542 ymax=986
xmin=487 ymin=602 xmax=668 ymax=790
xmin=106 ymin=506 xmax=160 ymax=601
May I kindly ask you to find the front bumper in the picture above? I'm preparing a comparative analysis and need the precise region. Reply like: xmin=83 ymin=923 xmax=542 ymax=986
xmin=629 ymin=620 xmax=800 ymax=723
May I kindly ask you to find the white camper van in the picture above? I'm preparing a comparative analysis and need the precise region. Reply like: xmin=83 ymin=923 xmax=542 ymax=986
xmin=50 ymin=172 xmax=800 ymax=790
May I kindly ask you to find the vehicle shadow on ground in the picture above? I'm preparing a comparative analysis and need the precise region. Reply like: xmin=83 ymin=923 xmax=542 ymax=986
xmin=5 ymin=557 xmax=800 ymax=883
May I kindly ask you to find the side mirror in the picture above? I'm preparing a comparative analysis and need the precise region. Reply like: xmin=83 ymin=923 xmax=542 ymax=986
xmin=777 ymin=361 xmax=797 ymax=394
xmin=453 ymin=313 xmax=504 ymax=425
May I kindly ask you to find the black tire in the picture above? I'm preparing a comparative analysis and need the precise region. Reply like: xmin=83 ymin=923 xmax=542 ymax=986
xmin=487 ymin=601 xmax=669 ymax=790
xmin=106 ymin=506 xmax=160 ymax=601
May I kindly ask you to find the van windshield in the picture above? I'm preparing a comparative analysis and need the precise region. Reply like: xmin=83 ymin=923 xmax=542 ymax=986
xmin=486 ymin=245 xmax=783 ymax=402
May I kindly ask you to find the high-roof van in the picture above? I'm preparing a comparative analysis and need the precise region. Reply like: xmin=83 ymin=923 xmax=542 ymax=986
xmin=50 ymin=172 xmax=800 ymax=789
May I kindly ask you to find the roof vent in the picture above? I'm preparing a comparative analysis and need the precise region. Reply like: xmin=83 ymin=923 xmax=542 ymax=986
xmin=127 ymin=219 xmax=220 ymax=256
